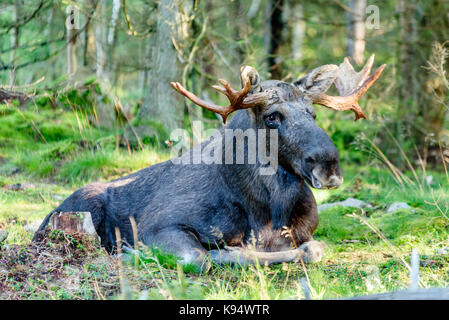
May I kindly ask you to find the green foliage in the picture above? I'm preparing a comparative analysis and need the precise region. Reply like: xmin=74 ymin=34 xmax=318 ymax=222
xmin=0 ymin=100 xmax=168 ymax=185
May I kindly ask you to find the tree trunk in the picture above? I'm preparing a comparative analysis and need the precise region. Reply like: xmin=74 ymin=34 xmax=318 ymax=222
xmin=232 ymin=0 xmax=245 ymax=63
xmin=66 ymin=4 xmax=78 ymax=76
xmin=136 ymin=0 xmax=185 ymax=139
xmin=393 ymin=0 xmax=419 ymax=167
xmin=9 ymin=0 xmax=20 ymax=87
xmin=105 ymin=0 xmax=121 ymax=79
xmin=346 ymin=0 xmax=366 ymax=66
xmin=46 ymin=4 xmax=57 ymax=81
xmin=92 ymin=1 xmax=116 ymax=128
xmin=82 ymin=0 xmax=93 ymax=67
xmin=95 ymin=1 xmax=107 ymax=81
xmin=289 ymin=0 xmax=305 ymax=61
xmin=397 ymin=0 xmax=419 ymax=119
xmin=267 ymin=0 xmax=285 ymax=79
xmin=139 ymin=2 xmax=154 ymax=95
xmin=140 ymin=39 xmax=149 ymax=95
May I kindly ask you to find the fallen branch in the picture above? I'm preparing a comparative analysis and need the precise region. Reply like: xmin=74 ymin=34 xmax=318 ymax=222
xmin=347 ymin=249 xmax=449 ymax=300
xmin=0 ymin=88 xmax=30 ymax=104
xmin=348 ymin=287 xmax=449 ymax=300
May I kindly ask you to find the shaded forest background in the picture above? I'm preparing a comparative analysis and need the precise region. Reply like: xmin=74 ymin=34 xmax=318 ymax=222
xmin=0 ymin=0 xmax=448 ymax=171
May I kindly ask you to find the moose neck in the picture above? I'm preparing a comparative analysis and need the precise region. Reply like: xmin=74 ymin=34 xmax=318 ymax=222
xmin=218 ymin=110 xmax=305 ymax=229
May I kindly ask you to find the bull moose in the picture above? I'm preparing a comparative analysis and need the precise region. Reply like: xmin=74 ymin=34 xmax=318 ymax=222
xmin=34 ymin=55 xmax=385 ymax=270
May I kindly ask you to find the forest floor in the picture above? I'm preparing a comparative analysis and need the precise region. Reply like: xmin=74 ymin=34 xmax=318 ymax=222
xmin=1 ymin=103 xmax=449 ymax=299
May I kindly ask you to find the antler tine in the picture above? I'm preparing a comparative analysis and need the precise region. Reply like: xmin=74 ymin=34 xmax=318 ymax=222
xmin=170 ymin=82 xmax=227 ymax=115
xmin=211 ymin=84 xmax=227 ymax=96
xmin=171 ymin=66 xmax=270 ymax=124
xmin=359 ymin=54 xmax=375 ymax=81
xmin=311 ymin=55 xmax=386 ymax=121
xmin=354 ymin=63 xmax=386 ymax=99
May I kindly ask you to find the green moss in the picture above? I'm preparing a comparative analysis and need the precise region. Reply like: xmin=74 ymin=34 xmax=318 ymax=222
xmin=315 ymin=207 xmax=377 ymax=243
xmin=371 ymin=210 xmax=449 ymax=242
xmin=0 ymin=103 xmax=168 ymax=185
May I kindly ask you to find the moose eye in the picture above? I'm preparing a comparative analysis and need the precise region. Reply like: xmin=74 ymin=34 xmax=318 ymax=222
xmin=264 ymin=112 xmax=282 ymax=128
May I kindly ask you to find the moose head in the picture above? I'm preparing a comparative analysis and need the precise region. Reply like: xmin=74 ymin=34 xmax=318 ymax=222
xmin=171 ymin=55 xmax=385 ymax=191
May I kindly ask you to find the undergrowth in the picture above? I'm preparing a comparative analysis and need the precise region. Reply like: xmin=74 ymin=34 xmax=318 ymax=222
xmin=0 ymin=100 xmax=448 ymax=300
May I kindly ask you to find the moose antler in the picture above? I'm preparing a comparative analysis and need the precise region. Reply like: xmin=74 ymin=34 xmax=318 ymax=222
xmin=309 ymin=54 xmax=386 ymax=121
xmin=171 ymin=66 xmax=272 ymax=124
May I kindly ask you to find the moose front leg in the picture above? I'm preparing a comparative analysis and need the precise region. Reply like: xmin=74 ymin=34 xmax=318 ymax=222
xmin=208 ymin=240 xmax=324 ymax=266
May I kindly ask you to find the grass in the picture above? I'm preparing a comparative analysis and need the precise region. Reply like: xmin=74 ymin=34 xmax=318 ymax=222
xmin=0 ymin=103 xmax=448 ymax=299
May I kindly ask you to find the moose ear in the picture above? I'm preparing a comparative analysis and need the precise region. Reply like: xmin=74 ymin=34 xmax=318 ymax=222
xmin=293 ymin=64 xmax=339 ymax=95
xmin=240 ymin=65 xmax=262 ymax=93
xmin=239 ymin=66 xmax=263 ymax=124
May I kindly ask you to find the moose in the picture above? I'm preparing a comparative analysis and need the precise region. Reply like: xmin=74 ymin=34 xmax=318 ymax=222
xmin=34 ymin=55 xmax=385 ymax=270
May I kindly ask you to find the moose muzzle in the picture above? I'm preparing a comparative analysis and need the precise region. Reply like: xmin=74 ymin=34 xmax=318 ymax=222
xmin=300 ymin=144 xmax=343 ymax=190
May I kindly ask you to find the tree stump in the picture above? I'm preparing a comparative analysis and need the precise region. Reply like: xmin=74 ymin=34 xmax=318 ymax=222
xmin=49 ymin=211 xmax=97 ymax=236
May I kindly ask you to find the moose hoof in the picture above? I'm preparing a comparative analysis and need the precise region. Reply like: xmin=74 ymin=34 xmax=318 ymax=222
xmin=298 ymin=240 xmax=324 ymax=263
